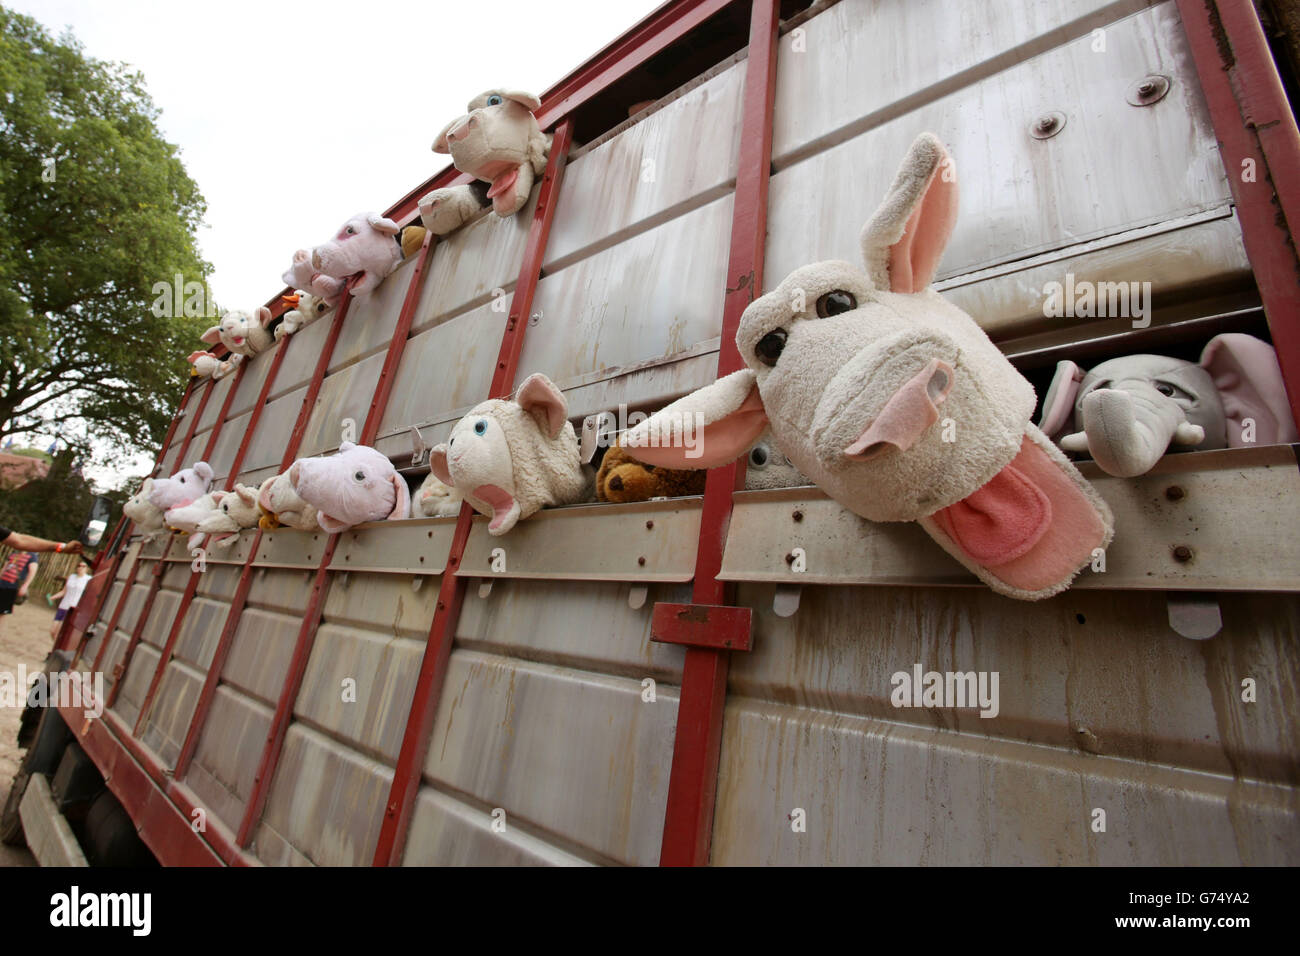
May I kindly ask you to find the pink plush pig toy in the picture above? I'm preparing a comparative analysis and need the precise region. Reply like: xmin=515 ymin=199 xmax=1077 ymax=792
xmin=288 ymin=442 xmax=410 ymax=533
xmin=147 ymin=461 xmax=214 ymax=512
xmin=309 ymin=213 xmax=425 ymax=297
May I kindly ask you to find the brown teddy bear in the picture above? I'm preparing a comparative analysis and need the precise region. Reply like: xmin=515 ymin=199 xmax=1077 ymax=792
xmin=596 ymin=443 xmax=707 ymax=502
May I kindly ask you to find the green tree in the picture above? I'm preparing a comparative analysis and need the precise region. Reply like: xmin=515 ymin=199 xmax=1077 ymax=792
xmin=0 ymin=447 xmax=119 ymax=544
xmin=0 ymin=6 xmax=213 ymax=466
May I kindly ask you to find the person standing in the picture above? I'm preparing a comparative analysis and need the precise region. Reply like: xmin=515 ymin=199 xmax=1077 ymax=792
xmin=48 ymin=560 xmax=93 ymax=638
xmin=0 ymin=525 xmax=82 ymax=637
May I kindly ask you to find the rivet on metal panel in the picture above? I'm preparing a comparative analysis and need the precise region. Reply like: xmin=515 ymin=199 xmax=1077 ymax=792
xmin=646 ymin=520 xmax=655 ymax=530
xmin=1167 ymin=593 xmax=1222 ymax=640
xmin=1172 ymin=544 xmax=1194 ymax=563
xmin=1126 ymin=74 xmax=1170 ymax=106
xmin=477 ymin=579 xmax=493 ymax=599
xmin=791 ymin=509 xmax=803 ymax=522
xmin=773 ymin=584 xmax=801 ymax=618
xmin=628 ymin=584 xmax=649 ymax=610
xmin=1029 ymin=111 xmax=1066 ymax=139
xmin=1165 ymin=485 xmax=1186 ymax=501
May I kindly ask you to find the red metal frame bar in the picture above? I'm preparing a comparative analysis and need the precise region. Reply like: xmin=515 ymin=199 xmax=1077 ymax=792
xmin=372 ymin=118 xmax=575 ymax=866
xmin=657 ymin=0 xmax=779 ymax=867
xmin=233 ymin=232 xmax=440 ymax=848
xmin=131 ymin=361 xmax=252 ymax=735
xmin=1176 ymin=0 xmax=1300 ymax=425
xmin=104 ymin=375 xmax=221 ymax=710
xmin=651 ymin=603 xmax=753 ymax=651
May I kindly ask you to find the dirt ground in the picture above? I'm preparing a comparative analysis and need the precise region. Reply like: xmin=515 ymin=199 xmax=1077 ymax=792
xmin=0 ymin=601 xmax=57 ymax=867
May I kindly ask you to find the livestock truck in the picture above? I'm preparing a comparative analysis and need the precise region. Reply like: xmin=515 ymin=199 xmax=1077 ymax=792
xmin=6 ymin=0 xmax=1300 ymax=867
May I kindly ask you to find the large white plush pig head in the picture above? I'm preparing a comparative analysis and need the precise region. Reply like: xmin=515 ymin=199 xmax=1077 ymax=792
xmin=433 ymin=90 xmax=551 ymax=218
xmin=288 ymin=442 xmax=410 ymax=534
xmin=147 ymin=461 xmax=213 ymax=512
xmin=202 ymin=308 xmax=276 ymax=357
xmin=624 ymin=133 xmax=1113 ymax=600
xmin=429 ymin=373 xmax=589 ymax=536
xmin=310 ymin=213 xmax=422 ymax=297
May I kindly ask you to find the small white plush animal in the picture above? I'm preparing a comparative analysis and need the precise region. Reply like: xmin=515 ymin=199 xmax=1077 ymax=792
xmin=282 ymin=249 xmax=345 ymax=306
xmin=188 ymin=350 xmax=242 ymax=380
xmin=415 ymin=472 xmax=464 ymax=517
xmin=430 ymin=373 xmax=592 ymax=535
xmin=195 ymin=482 xmax=262 ymax=548
xmin=164 ymin=491 xmax=223 ymax=551
xmin=257 ymin=470 xmax=321 ymax=531
xmin=148 ymin=462 xmax=213 ymax=512
xmin=742 ymin=430 xmax=810 ymax=490
xmin=202 ymin=308 xmax=276 ymax=358
xmin=124 ymin=477 xmax=168 ymax=539
xmin=274 ymin=292 xmax=332 ymax=341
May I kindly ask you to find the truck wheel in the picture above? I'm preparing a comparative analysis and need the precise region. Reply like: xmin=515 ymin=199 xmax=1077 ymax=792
xmin=83 ymin=791 xmax=157 ymax=867
xmin=1 ymin=707 xmax=72 ymax=845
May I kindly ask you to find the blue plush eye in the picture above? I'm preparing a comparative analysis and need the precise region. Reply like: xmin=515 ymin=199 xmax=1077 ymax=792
xmin=487 ymin=94 xmax=503 ymax=106
xmin=473 ymin=419 xmax=488 ymax=436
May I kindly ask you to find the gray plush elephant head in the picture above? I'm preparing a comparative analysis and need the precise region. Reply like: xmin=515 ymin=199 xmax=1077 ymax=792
xmin=1038 ymin=333 xmax=1297 ymax=478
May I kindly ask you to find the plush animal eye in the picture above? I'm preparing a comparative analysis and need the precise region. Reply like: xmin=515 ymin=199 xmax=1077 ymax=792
xmin=353 ymin=470 xmax=365 ymax=481
xmin=749 ymin=445 xmax=769 ymax=467
xmin=473 ymin=419 xmax=488 ymax=436
xmin=345 ymin=225 xmax=356 ymax=235
xmin=1153 ymin=381 xmax=1190 ymax=401
xmin=643 ymin=464 xmax=655 ymax=473
xmin=755 ymin=329 xmax=787 ymax=367
xmin=815 ymin=290 xmax=857 ymax=317
xmin=222 ymin=502 xmax=229 ymax=512
xmin=487 ymin=94 xmax=503 ymax=106
xmin=179 ymin=476 xmax=185 ymax=483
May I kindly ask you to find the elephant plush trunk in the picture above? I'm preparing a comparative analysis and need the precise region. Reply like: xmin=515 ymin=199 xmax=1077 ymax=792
xmin=1072 ymin=383 xmax=1196 ymax=478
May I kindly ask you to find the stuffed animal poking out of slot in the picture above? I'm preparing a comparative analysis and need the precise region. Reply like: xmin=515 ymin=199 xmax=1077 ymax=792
xmin=433 ymin=90 xmax=551 ymax=219
xmin=257 ymin=471 xmax=320 ymax=532
xmin=196 ymin=483 xmax=262 ymax=548
xmin=309 ymin=213 xmax=426 ymax=297
xmin=147 ymin=461 xmax=213 ymax=513
xmin=429 ymin=373 xmax=592 ymax=536
xmin=416 ymin=472 xmax=464 ymax=517
xmin=622 ymin=133 xmax=1114 ymax=601
xmin=595 ymin=443 xmax=706 ymax=503
xmin=288 ymin=442 xmax=410 ymax=533
xmin=124 ymin=477 xmax=168 ymax=540
xmin=275 ymin=292 xmax=333 ymax=341
xmin=202 ymin=309 xmax=276 ymax=358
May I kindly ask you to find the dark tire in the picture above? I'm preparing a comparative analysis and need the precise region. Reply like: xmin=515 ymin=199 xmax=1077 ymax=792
xmin=83 ymin=791 xmax=156 ymax=867
xmin=0 ymin=707 xmax=72 ymax=846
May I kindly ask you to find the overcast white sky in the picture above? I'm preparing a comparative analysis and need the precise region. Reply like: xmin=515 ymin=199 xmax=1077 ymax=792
xmin=10 ymin=0 xmax=663 ymax=487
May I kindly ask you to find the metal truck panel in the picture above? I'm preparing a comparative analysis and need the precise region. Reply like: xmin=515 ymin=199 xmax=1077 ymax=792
xmin=401 ymin=788 xmax=593 ymax=866
xmin=111 ymin=642 xmax=161 ymax=728
xmin=545 ymin=57 xmax=745 ymax=268
xmin=520 ymin=192 xmax=733 ymax=413
xmin=767 ymin=3 xmax=1232 ymax=295
xmin=373 ymin=297 xmax=510 ymax=457
xmin=710 ymin=697 xmax=1300 ymax=865
xmin=186 ymin=684 xmax=274 ymax=834
xmin=454 ymin=578 xmax=691 ymax=681
xmin=416 ymin=649 xmax=679 ymax=866
xmin=140 ymin=659 xmax=205 ymax=767
xmin=297 ymin=350 xmax=386 ymax=460
xmin=196 ymin=373 xmax=238 ymax=433
xmin=326 ymin=256 xmax=417 ymax=376
xmin=254 ymin=723 xmax=393 ymax=866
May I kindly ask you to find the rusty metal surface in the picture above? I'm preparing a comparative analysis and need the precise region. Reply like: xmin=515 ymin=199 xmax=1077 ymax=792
xmin=718 ymin=446 xmax=1300 ymax=591
xmin=457 ymin=499 xmax=703 ymax=582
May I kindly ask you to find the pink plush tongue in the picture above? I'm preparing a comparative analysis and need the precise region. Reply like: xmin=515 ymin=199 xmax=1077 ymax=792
xmin=844 ymin=358 xmax=954 ymax=459
xmin=931 ymin=464 xmax=1052 ymax=565
xmin=486 ymin=168 xmax=520 ymax=200
xmin=473 ymin=484 xmax=516 ymax=532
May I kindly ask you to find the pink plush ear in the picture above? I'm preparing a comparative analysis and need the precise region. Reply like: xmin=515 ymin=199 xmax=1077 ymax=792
xmin=235 ymin=485 xmax=257 ymax=506
xmin=429 ymin=445 xmax=453 ymax=485
xmin=622 ymin=369 xmax=770 ymax=470
xmin=367 ymin=214 xmax=400 ymax=235
xmin=316 ymin=512 xmax=350 ymax=534
xmin=200 ymin=327 xmax=222 ymax=345
xmin=256 ymin=306 xmax=273 ymax=328
xmin=1037 ymin=360 xmax=1085 ymax=438
xmin=516 ymin=373 xmax=568 ymax=438
xmin=860 ymin=133 xmax=958 ymax=293
xmin=388 ymin=474 xmax=411 ymax=521
xmin=1199 ymin=333 xmax=1299 ymax=446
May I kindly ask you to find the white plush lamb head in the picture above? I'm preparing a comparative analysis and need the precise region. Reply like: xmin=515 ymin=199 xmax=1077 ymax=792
xmin=124 ymin=477 xmax=167 ymax=536
xmin=624 ymin=133 xmax=1113 ymax=600
xmin=147 ymin=461 xmax=214 ymax=512
xmin=433 ymin=89 xmax=551 ymax=217
xmin=201 ymin=308 xmax=275 ymax=357
xmin=429 ymin=373 xmax=588 ymax=535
